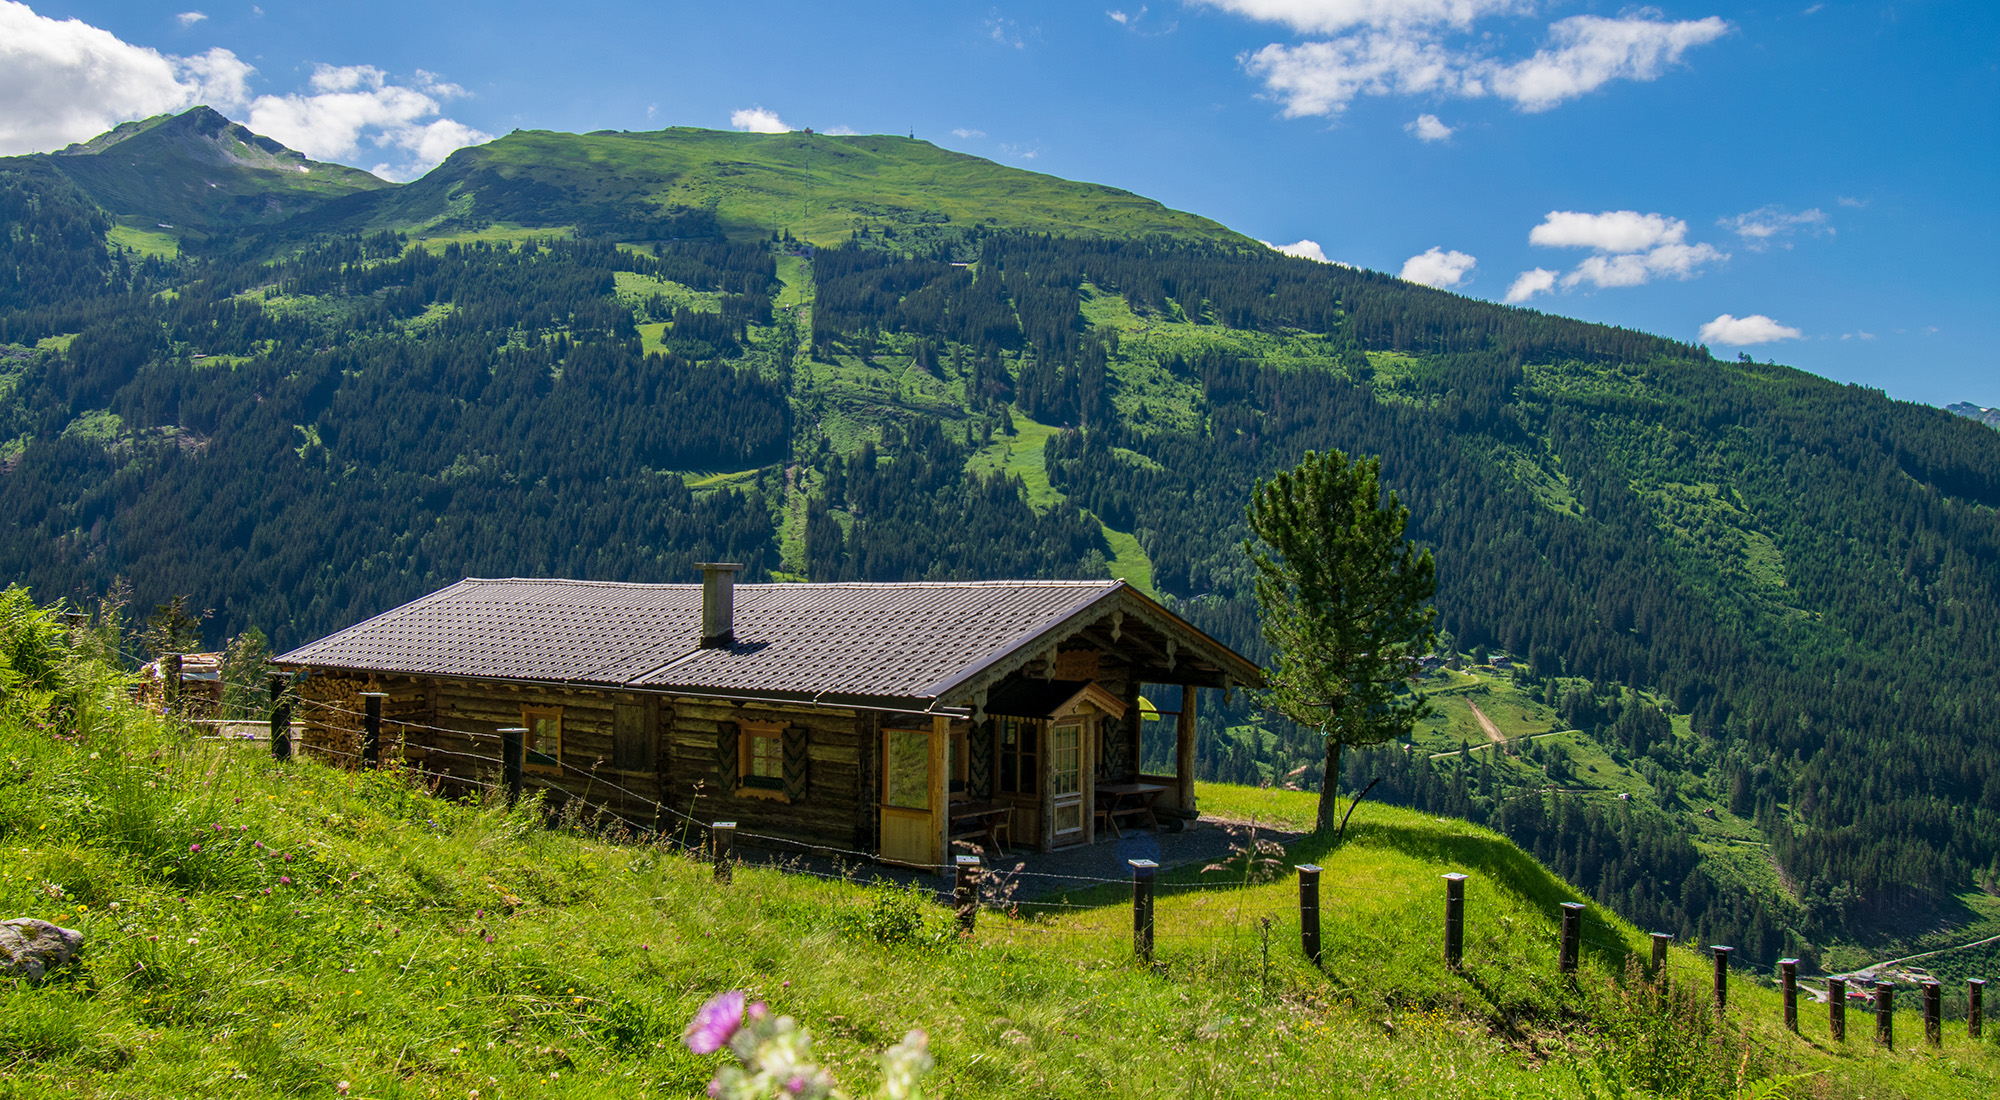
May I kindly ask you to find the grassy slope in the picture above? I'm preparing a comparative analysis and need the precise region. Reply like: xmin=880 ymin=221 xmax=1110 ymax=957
xmin=1 ymin=690 xmax=1991 ymax=1099
xmin=370 ymin=127 xmax=1248 ymax=246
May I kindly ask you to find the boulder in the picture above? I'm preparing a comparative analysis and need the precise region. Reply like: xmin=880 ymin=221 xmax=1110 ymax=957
xmin=0 ymin=918 xmax=85 ymax=984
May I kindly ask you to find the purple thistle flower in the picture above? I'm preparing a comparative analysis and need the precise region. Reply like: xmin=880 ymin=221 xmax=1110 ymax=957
xmin=279 ymin=876 xmax=292 ymax=885
xmin=189 ymin=843 xmax=201 ymax=853
xmin=785 ymin=1076 xmax=808 ymax=1095
xmin=684 ymin=991 xmax=747 ymax=1054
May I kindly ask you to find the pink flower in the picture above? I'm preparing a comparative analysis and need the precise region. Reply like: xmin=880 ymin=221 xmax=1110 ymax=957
xmin=279 ymin=876 xmax=292 ymax=885
xmin=684 ymin=991 xmax=747 ymax=1054
xmin=189 ymin=844 xmax=201 ymax=853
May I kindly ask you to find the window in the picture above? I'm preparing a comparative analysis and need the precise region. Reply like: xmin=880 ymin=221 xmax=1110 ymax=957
xmin=612 ymin=702 xmax=655 ymax=772
xmin=883 ymin=727 xmax=931 ymax=810
xmin=997 ymin=717 xmax=1039 ymax=796
xmin=736 ymin=719 xmax=791 ymax=801
xmin=522 ymin=706 xmax=562 ymax=775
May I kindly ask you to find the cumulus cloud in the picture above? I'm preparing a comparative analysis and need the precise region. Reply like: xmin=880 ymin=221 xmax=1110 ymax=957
xmin=730 ymin=106 xmax=789 ymax=133
xmin=1718 ymin=204 xmax=1828 ymax=249
xmin=1525 ymin=209 xmax=1726 ymax=291
xmin=822 ymin=126 xmax=859 ymax=136
xmin=1700 ymin=313 xmax=1801 ymax=346
xmin=1504 ymin=267 xmax=1556 ymax=303
xmin=0 ymin=2 xmax=487 ymax=178
xmin=1226 ymin=3 xmax=1727 ymax=118
xmin=1405 ymin=113 xmax=1453 ymax=141
xmin=1530 ymin=209 xmax=1685 ymax=252
xmin=242 ymin=66 xmax=490 ymax=181
xmin=175 ymin=11 xmax=206 ymax=26
xmin=1400 ymin=246 xmax=1475 ymax=288
xmin=1260 ymin=238 xmax=1339 ymax=263
xmin=951 ymin=127 xmax=985 ymax=139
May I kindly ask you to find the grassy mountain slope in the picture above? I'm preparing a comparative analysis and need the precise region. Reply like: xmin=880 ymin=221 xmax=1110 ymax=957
xmin=319 ymin=125 xmax=1247 ymax=246
xmin=4 ymin=108 xmax=387 ymax=250
xmin=0 ymin=609 xmax=1985 ymax=1099
xmin=4 ymin=111 xmax=2000 ymax=982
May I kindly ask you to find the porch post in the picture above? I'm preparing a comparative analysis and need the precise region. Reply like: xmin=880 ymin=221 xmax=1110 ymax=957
xmin=1174 ymin=686 xmax=1198 ymax=811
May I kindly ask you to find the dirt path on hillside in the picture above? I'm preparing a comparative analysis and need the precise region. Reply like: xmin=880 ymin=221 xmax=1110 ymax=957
xmin=1465 ymin=700 xmax=1507 ymax=744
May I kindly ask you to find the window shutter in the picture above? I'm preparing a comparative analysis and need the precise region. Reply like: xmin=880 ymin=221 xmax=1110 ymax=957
xmin=782 ymin=723 xmax=810 ymax=801
xmin=970 ymin=721 xmax=994 ymax=799
xmin=718 ymin=720 xmax=740 ymax=793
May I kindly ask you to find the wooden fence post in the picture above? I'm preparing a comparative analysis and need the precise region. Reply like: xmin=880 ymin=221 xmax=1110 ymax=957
xmin=165 ymin=653 xmax=182 ymax=715
xmin=359 ymin=692 xmax=386 ymax=767
xmin=1923 ymin=980 xmax=1942 ymax=1046
xmin=1130 ymin=859 xmax=1157 ymax=963
xmin=1711 ymin=946 xmax=1733 ymax=1016
xmin=954 ymin=855 xmax=981 ymax=935
xmin=1649 ymin=932 xmax=1671 ymax=975
xmin=1875 ymin=981 xmax=1894 ymax=1049
xmin=1443 ymin=873 xmax=1467 ymax=969
xmin=712 ymin=821 xmax=737 ymax=885
xmin=499 ymin=727 xmax=524 ymax=804
xmin=1297 ymin=864 xmax=1322 ymax=966
xmin=1970 ymin=978 xmax=1985 ymax=1040
xmin=1559 ymin=903 xmax=1583 ymax=974
xmin=1779 ymin=959 xmax=1799 ymax=1033
xmin=268 ymin=674 xmax=291 ymax=761
xmin=1828 ymin=977 xmax=1847 ymax=1042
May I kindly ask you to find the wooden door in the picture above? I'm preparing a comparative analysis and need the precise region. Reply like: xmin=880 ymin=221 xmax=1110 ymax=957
xmin=879 ymin=718 xmax=946 ymax=867
xmin=1047 ymin=719 xmax=1086 ymax=847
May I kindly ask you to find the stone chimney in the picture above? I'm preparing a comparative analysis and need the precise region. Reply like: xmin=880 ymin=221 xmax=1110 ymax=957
xmin=698 ymin=563 xmax=743 ymax=648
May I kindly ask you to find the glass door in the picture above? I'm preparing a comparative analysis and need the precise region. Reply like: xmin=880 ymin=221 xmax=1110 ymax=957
xmin=880 ymin=720 xmax=944 ymax=866
xmin=1048 ymin=720 xmax=1084 ymax=843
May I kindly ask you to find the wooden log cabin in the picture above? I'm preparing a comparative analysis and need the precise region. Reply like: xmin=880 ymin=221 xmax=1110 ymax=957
xmin=271 ymin=566 xmax=1263 ymax=867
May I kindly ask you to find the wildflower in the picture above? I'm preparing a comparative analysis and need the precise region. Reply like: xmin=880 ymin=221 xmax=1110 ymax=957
xmin=255 ymin=841 xmax=265 ymax=850
xmin=685 ymin=991 xmax=750 ymax=1054
xmin=280 ymin=877 xmax=292 ymax=885
xmin=337 ymin=1082 xmax=349 ymax=1096
xmin=189 ymin=844 xmax=202 ymax=853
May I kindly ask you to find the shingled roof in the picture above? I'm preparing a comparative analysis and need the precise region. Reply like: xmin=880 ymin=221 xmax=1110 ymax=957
xmin=273 ymin=578 xmax=1262 ymax=713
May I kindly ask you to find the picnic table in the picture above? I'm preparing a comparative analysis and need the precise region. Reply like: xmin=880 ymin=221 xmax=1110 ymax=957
xmin=1095 ymin=781 xmax=1168 ymax=838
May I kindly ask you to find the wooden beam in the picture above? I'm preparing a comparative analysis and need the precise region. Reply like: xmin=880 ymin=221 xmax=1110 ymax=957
xmin=1175 ymin=686 xmax=1198 ymax=811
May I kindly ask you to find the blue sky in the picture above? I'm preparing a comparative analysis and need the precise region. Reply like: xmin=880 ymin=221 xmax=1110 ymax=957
xmin=3 ymin=1 xmax=1993 ymax=407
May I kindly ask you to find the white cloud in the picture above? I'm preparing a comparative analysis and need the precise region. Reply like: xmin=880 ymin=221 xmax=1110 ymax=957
xmin=1719 ymin=204 xmax=1828 ymax=249
xmin=1530 ymin=209 xmax=1685 ymax=252
xmin=1108 ymin=6 xmax=1141 ymax=24
xmin=1260 ymin=238 xmax=1338 ymax=263
xmin=1504 ymin=267 xmax=1556 ymax=303
xmin=175 ymin=10 xmax=206 ymax=26
xmin=1199 ymin=0 xmax=1528 ymax=35
xmin=1839 ymin=330 xmax=1876 ymax=341
xmin=1405 ymin=113 xmax=1453 ymax=141
xmin=822 ymin=126 xmax=859 ymax=136
xmin=951 ymin=127 xmax=985 ymax=139
xmin=1487 ymin=15 xmax=1729 ymax=113
xmin=1836 ymin=195 xmax=1866 ymax=208
xmin=1232 ymin=8 xmax=1728 ymax=118
xmin=730 ymin=106 xmax=789 ymax=133
xmin=1400 ymin=246 xmax=1475 ymax=288
xmin=0 ymin=3 xmax=487 ymax=177
xmin=1526 ymin=209 xmax=1726 ymax=291
xmin=1700 ymin=313 xmax=1802 ymax=346
xmin=987 ymin=16 xmax=1025 ymax=48
xmin=244 ymin=65 xmax=491 ymax=181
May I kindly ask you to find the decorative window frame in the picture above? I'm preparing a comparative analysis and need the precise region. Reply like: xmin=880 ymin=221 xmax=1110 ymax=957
xmin=735 ymin=718 xmax=790 ymax=802
xmin=522 ymin=705 xmax=563 ymax=776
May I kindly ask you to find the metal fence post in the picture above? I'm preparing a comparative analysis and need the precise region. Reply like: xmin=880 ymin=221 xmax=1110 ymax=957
xmin=1875 ymin=981 xmax=1894 ymax=1049
xmin=1443 ymin=873 xmax=1467 ymax=969
xmin=712 ymin=821 xmax=737 ymax=885
xmin=1559 ymin=902 xmax=1583 ymax=973
xmin=1649 ymin=932 xmax=1672 ymax=975
xmin=1297 ymin=863 xmax=1322 ymax=966
xmin=1129 ymin=859 xmax=1157 ymax=963
xmin=1923 ymin=980 xmax=1942 ymax=1046
xmin=954 ymin=855 xmax=981 ymax=935
xmin=1711 ymin=946 xmax=1734 ymax=1016
xmin=500 ymin=727 xmax=524 ymax=804
xmin=1970 ymin=978 xmax=1985 ymax=1040
xmin=1828 ymin=977 xmax=1847 ymax=1042
xmin=1779 ymin=958 xmax=1799 ymax=1033
xmin=359 ymin=691 xmax=386 ymax=767
xmin=268 ymin=673 xmax=291 ymax=761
